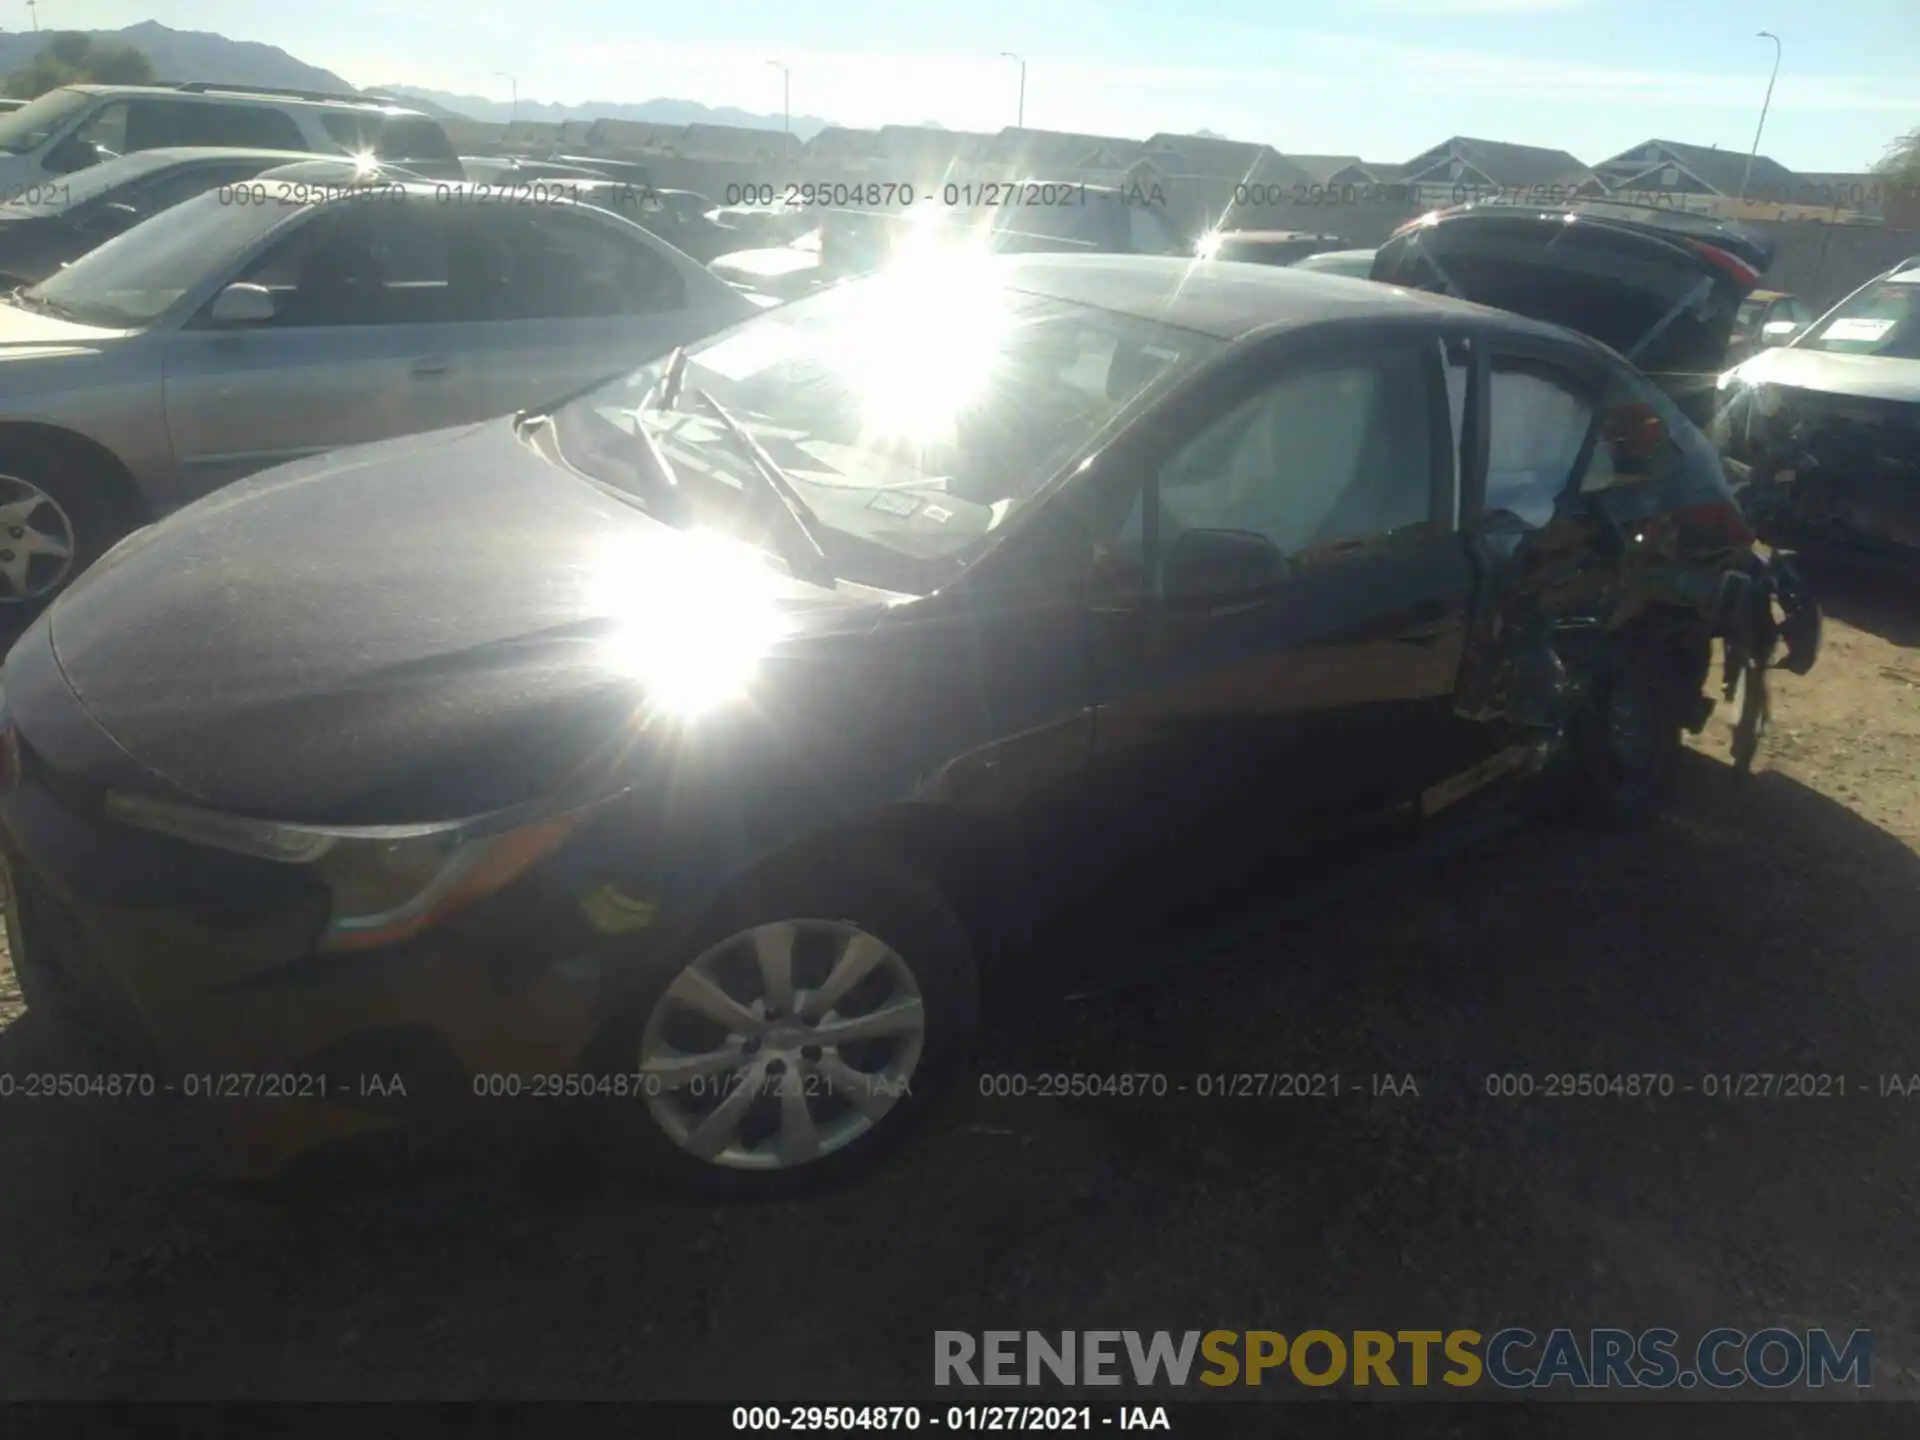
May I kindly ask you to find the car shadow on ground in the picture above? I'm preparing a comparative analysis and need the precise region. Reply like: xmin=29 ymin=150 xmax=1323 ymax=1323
xmin=3 ymin=751 xmax=1919 ymax=1405
xmin=1793 ymin=550 xmax=1920 ymax=651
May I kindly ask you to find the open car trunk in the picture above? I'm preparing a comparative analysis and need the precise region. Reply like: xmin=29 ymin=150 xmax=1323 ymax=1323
xmin=1371 ymin=203 xmax=1773 ymax=430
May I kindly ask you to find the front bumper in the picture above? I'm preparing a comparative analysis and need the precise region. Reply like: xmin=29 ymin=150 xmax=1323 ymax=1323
xmin=0 ymin=762 xmax=629 ymax=1180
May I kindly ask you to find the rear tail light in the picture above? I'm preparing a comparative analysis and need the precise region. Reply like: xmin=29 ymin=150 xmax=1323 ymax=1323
xmin=1687 ymin=240 xmax=1761 ymax=289
xmin=1673 ymin=497 xmax=1756 ymax=550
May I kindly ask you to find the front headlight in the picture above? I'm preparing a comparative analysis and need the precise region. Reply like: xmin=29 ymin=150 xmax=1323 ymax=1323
xmin=103 ymin=792 xmax=596 ymax=952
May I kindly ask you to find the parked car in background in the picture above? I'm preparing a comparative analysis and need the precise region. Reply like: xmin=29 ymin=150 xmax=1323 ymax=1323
xmin=0 ymin=181 xmax=754 ymax=616
xmin=0 ymin=83 xmax=462 ymax=191
xmin=1289 ymin=247 xmax=1380 ymax=279
xmin=1195 ymin=229 xmax=1348 ymax=266
xmin=640 ymin=189 xmax=734 ymax=263
xmin=1726 ymin=288 xmax=1817 ymax=364
xmin=1716 ymin=257 xmax=1920 ymax=569
xmin=460 ymin=155 xmax=616 ymax=184
xmin=709 ymin=182 xmax=1192 ymax=304
xmin=1370 ymin=199 xmax=1775 ymax=429
xmin=706 ymin=193 xmax=813 ymax=248
xmin=0 ymin=146 xmax=329 ymax=288
xmin=545 ymin=154 xmax=654 ymax=189
xmin=0 ymin=255 xmax=1812 ymax=1193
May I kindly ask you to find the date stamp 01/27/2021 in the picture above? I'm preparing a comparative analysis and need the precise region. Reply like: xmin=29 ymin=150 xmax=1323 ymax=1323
xmin=10 ymin=1066 xmax=1920 ymax=1105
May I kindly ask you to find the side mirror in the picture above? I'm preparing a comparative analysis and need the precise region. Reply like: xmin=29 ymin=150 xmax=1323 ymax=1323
xmin=42 ymin=136 xmax=99 ymax=175
xmin=1164 ymin=526 xmax=1288 ymax=599
xmin=83 ymin=201 xmax=140 ymax=235
xmin=1760 ymin=319 xmax=1800 ymax=348
xmin=207 ymin=282 xmax=277 ymax=325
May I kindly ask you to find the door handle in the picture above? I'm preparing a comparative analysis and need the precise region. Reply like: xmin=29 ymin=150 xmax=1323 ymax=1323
xmin=411 ymin=358 xmax=453 ymax=379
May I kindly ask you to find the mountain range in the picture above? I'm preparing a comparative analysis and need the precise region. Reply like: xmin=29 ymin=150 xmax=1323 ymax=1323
xmin=0 ymin=21 xmax=833 ymax=138
xmin=377 ymin=86 xmax=833 ymax=141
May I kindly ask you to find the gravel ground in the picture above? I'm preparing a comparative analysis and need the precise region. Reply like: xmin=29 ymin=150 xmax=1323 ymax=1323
xmin=4 ymin=563 xmax=1920 ymax=1404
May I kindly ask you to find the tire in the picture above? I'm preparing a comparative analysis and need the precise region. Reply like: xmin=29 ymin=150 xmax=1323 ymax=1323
xmin=587 ymin=851 xmax=980 ymax=1198
xmin=1566 ymin=645 xmax=1685 ymax=829
xmin=0 ymin=432 xmax=140 ymax=627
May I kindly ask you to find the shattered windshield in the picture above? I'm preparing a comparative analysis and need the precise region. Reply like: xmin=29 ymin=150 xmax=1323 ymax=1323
xmin=553 ymin=263 xmax=1211 ymax=590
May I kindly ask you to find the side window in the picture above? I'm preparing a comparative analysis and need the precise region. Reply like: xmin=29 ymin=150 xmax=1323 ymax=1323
xmin=320 ymin=113 xmax=377 ymax=152
xmin=226 ymin=203 xmax=450 ymax=326
xmin=1579 ymin=367 xmax=1727 ymax=503
xmin=72 ymin=101 xmax=131 ymax=154
xmin=505 ymin=209 xmax=688 ymax=318
xmin=1127 ymin=205 xmax=1181 ymax=255
xmin=1442 ymin=340 xmax=1468 ymax=528
xmin=123 ymin=162 xmax=266 ymax=217
xmin=1125 ymin=347 xmax=1437 ymax=586
xmin=1484 ymin=359 xmax=1596 ymax=529
xmin=171 ymin=102 xmax=305 ymax=151
xmin=374 ymin=117 xmax=457 ymax=165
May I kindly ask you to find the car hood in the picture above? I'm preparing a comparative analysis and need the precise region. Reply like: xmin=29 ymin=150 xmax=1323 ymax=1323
xmin=710 ymin=244 xmax=824 ymax=281
xmin=0 ymin=296 xmax=133 ymax=357
xmin=38 ymin=418 xmax=887 ymax=824
xmin=1728 ymin=346 xmax=1920 ymax=404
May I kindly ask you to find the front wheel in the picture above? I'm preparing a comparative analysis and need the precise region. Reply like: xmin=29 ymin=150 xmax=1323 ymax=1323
xmin=0 ymin=436 xmax=138 ymax=628
xmin=1568 ymin=648 xmax=1686 ymax=828
xmin=594 ymin=855 xmax=980 ymax=1197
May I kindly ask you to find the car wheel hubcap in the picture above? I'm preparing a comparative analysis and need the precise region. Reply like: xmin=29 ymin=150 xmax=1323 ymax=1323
xmin=0 ymin=474 xmax=75 ymax=603
xmin=638 ymin=918 xmax=926 ymax=1171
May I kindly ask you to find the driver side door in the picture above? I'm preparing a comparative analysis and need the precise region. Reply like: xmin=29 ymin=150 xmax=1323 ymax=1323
xmin=161 ymin=201 xmax=471 ymax=499
xmin=1077 ymin=332 xmax=1479 ymax=920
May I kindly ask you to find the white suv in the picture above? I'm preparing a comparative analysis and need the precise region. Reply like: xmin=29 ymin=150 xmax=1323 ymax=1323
xmin=0 ymin=83 xmax=462 ymax=194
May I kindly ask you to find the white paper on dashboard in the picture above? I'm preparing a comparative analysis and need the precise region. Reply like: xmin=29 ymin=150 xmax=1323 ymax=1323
xmin=1821 ymin=318 xmax=1896 ymax=343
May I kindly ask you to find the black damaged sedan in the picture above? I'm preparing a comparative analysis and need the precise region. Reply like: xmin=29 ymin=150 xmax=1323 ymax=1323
xmin=0 ymin=252 xmax=1804 ymax=1194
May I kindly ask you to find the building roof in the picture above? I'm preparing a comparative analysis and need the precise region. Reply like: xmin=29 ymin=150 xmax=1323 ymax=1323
xmin=585 ymin=118 xmax=688 ymax=151
xmin=1139 ymin=133 xmax=1312 ymax=185
xmin=1404 ymin=136 xmax=1596 ymax=189
xmin=1595 ymin=138 xmax=1797 ymax=198
xmin=805 ymin=126 xmax=882 ymax=159
xmin=996 ymin=251 xmax=1549 ymax=341
xmin=681 ymin=123 xmax=800 ymax=161
xmin=1283 ymin=153 xmax=1369 ymax=183
xmin=872 ymin=124 xmax=991 ymax=165
xmin=987 ymin=127 xmax=1143 ymax=171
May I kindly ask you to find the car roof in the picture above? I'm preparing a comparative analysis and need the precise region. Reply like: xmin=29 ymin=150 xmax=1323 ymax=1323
xmin=994 ymin=252 xmax=1554 ymax=341
xmin=1219 ymin=230 xmax=1345 ymax=243
xmin=99 ymin=146 xmax=321 ymax=165
xmin=58 ymin=83 xmax=415 ymax=114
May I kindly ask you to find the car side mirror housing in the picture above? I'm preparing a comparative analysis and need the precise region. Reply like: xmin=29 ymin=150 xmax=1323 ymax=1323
xmin=43 ymin=136 xmax=99 ymax=175
xmin=84 ymin=200 xmax=140 ymax=235
xmin=208 ymin=282 xmax=277 ymax=325
xmin=1760 ymin=319 xmax=1800 ymax=347
xmin=1164 ymin=526 xmax=1288 ymax=599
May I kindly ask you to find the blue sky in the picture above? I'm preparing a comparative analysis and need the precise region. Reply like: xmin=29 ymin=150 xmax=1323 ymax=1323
xmin=21 ymin=0 xmax=1920 ymax=170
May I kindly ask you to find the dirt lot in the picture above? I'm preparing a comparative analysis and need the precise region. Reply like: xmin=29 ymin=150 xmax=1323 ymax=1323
xmin=4 ymin=562 xmax=1920 ymax=1404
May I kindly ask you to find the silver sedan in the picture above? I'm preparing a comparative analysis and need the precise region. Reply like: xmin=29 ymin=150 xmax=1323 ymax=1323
xmin=0 ymin=180 xmax=756 ymax=612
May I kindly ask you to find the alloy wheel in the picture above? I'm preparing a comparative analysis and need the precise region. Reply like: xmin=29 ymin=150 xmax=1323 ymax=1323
xmin=638 ymin=918 xmax=927 ymax=1170
xmin=0 ymin=474 xmax=76 ymax=603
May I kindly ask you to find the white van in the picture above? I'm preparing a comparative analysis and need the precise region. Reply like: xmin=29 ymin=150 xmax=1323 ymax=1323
xmin=0 ymin=83 xmax=462 ymax=194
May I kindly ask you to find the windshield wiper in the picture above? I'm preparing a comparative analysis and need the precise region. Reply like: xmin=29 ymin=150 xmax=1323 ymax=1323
xmin=6 ymin=287 xmax=80 ymax=321
xmin=691 ymin=386 xmax=835 ymax=588
xmin=654 ymin=345 xmax=689 ymax=411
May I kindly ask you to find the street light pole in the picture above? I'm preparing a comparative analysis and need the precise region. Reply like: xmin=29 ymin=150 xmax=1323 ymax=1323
xmin=767 ymin=59 xmax=790 ymax=134
xmin=1741 ymin=31 xmax=1782 ymax=201
xmin=999 ymin=51 xmax=1025 ymax=128
xmin=26 ymin=0 xmax=38 ymax=32
xmin=495 ymin=71 xmax=518 ymax=138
